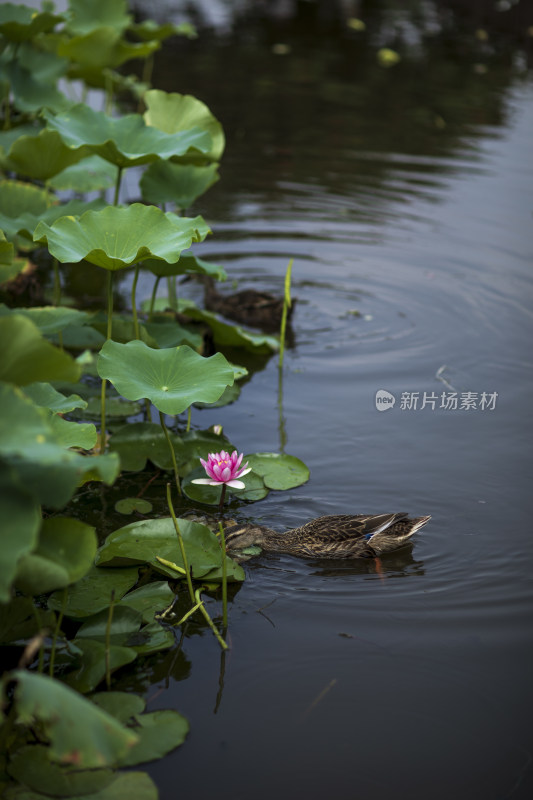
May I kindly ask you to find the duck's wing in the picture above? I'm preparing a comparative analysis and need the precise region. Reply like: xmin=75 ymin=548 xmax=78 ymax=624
xmin=300 ymin=513 xmax=409 ymax=543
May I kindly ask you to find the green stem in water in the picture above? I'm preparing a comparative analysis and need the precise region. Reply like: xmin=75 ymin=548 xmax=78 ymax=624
xmin=159 ymin=411 xmax=181 ymax=496
xmin=278 ymin=258 xmax=293 ymax=370
xmin=149 ymin=275 xmax=161 ymax=321
xmin=105 ymin=590 xmax=115 ymax=690
xmin=53 ymin=259 xmax=63 ymax=349
xmin=186 ymin=406 xmax=191 ymax=432
xmin=113 ymin=166 xmax=123 ymax=207
xmin=218 ymin=522 xmax=228 ymax=629
xmin=195 ymin=587 xmax=228 ymax=650
xmin=31 ymin=604 xmax=45 ymax=674
xmin=219 ymin=482 xmax=226 ymax=512
xmin=166 ymin=482 xmax=195 ymax=604
xmin=167 ymin=275 xmax=178 ymax=312
xmin=99 ymin=271 xmax=114 ymax=452
xmin=49 ymin=587 xmax=67 ymax=677
xmin=131 ymin=263 xmax=140 ymax=340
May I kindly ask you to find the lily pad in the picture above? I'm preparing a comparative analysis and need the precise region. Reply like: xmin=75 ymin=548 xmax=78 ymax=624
xmin=34 ymin=204 xmax=211 ymax=270
xmin=48 ymin=155 xmax=119 ymax=192
xmin=64 ymin=638 xmax=137 ymax=694
xmin=48 ymin=564 xmax=140 ymax=618
xmin=42 ymin=104 xmax=211 ymax=169
xmin=91 ymin=691 xmax=145 ymax=724
xmin=0 ymin=304 xmax=91 ymax=336
xmin=144 ymin=89 xmax=225 ymax=163
xmin=97 ymin=339 xmax=234 ymax=415
xmin=76 ymin=606 xmax=143 ymax=645
xmin=127 ymin=621 xmax=175 ymax=656
xmin=4 ymin=128 xmax=86 ymax=181
xmin=182 ymin=467 xmax=268 ymax=505
xmin=144 ymin=251 xmax=226 ymax=281
xmin=143 ymin=317 xmax=203 ymax=350
xmin=67 ymin=0 xmax=131 ymax=35
xmin=7 ymin=745 xmax=115 ymax=798
xmin=13 ymin=670 xmax=138 ymax=768
xmin=116 ymin=709 xmax=189 ymax=767
xmin=179 ymin=298 xmax=279 ymax=354
xmin=0 ymin=596 xmax=56 ymax=644
xmin=115 ymin=497 xmax=153 ymax=515
xmin=14 ymin=517 xmax=97 ymax=596
xmin=0 ymin=314 xmax=80 ymax=385
xmin=2 ymin=772 xmax=159 ymax=800
xmin=118 ymin=581 xmax=175 ymax=623
xmin=140 ymin=160 xmax=220 ymax=209
xmin=95 ymin=517 xmax=245 ymax=582
xmin=245 ymin=452 xmax=310 ymax=490
xmin=23 ymin=382 xmax=87 ymax=413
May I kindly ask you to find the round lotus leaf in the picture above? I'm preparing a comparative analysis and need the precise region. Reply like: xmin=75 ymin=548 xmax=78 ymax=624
xmin=14 ymin=516 xmax=97 ymax=596
xmin=0 ymin=314 xmax=80 ymax=385
xmin=34 ymin=204 xmax=211 ymax=270
xmin=97 ymin=339 xmax=234 ymax=415
xmin=127 ymin=621 xmax=176 ymax=656
xmin=13 ymin=670 xmax=139 ymax=768
xmin=140 ymin=160 xmax=220 ymax=208
xmin=144 ymin=89 xmax=225 ymax=162
xmin=116 ymin=709 xmax=189 ymax=767
xmin=7 ymin=744 xmax=115 ymax=797
xmin=115 ymin=497 xmax=153 ymax=515
xmin=91 ymin=691 xmax=146 ymax=723
xmin=48 ymin=564 xmax=140 ymax=618
xmin=245 ymin=452 xmax=310 ymax=490
xmin=6 ymin=129 xmax=87 ymax=180
xmin=23 ymin=383 xmax=87 ymax=413
xmin=0 ymin=5 xmax=63 ymax=42
xmin=118 ymin=581 xmax=175 ymax=623
xmin=64 ymin=638 xmax=138 ymax=694
xmin=42 ymin=104 xmax=211 ymax=169
xmin=67 ymin=0 xmax=131 ymax=35
xmin=48 ymin=155 xmax=119 ymax=192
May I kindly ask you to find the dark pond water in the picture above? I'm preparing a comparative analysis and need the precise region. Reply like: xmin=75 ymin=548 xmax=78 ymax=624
xmin=117 ymin=5 xmax=533 ymax=799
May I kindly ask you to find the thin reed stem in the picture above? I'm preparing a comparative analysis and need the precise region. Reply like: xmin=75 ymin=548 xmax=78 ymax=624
xmin=166 ymin=483 xmax=195 ymax=604
xmin=159 ymin=412 xmax=181 ymax=496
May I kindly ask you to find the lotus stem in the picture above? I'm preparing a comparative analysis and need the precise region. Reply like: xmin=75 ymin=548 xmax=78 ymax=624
xmin=159 ymin=411 xmax=181 ymax=496
xmin=30 ymin=604 xmax=45 ymax=673
xmin=167 ymin=275 xmax=178 ymax=312
xmin=105 ymin=590 xmax=115 ymax=690
xmin=131 ymin=263 xmax=140 ymax=340
xmin=278 ymin=258 xmax=293 ymax=370
xmin=49 ymin=587 xmax=67 ymax=677
xmin=148 ymin=275 xmax=161 ymax=321
xmin=218 ymin=483 xmax=226 ymax=511
xmin=195 ymin=587 xmax=228 ymax=650
xmin=53 ymin=259 xmax=63 ymax=349
xmin=218 ymin=522 xmax=228 ymax=628
xmin=166 ymin=483 xmax=195 ymax=604
xmin=186 ymin=406 xmax=191 ymax=432
xmin=113 ymin=166 xmax=123 ymax=207
xmin=99 ymin=271 xmax=114 ymax=452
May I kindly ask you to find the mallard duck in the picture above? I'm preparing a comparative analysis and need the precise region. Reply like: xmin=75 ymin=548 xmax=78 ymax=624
xmin=203 ymin=276 xmax=294 ymax=332
xmin=224 ymin=513 xmax=431 ymax=559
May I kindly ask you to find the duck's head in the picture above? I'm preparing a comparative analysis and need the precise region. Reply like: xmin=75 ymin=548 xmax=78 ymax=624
xmin=224 ymin=523 xmax=276 ymax=551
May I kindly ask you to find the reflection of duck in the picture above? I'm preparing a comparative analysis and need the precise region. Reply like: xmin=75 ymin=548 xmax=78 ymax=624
xmin=225 ymin=513 xmax=431 ymax=559
xmin=203 ymin=276 xmax=294 ymax=332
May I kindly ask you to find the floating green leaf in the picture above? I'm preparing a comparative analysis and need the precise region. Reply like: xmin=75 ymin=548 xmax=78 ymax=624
xmin=0 ymin=315 xmax=80 ymax=386
xmin=245 ymin=452 xmax=310 ymax=490
xmin=118 ymin=581 xmax=175 ymax=623
xmin=182 ymin=467 xmax=268 ymax=505
xmin=7 ymin=745 xmax=115 ymax=797
xmin=116 ymin=710 xmax=189 ymax=767
xmin=14 ymin=517 xmax=97 ymax=596
xmin=144 ymin=89 xmax=225 ymax=162
xmin=1 ymin=772 xmax=159 ymax=800
xmin=91 ymin=691 xmax=145 ymax=724
xmin=13 ymin=670 xmax=138 ymax=768
xmin=95 ymin=517 xmax=245 ymax=582
xmin=64 ymin=638 xmax=138 ymax=693
xmin=48 ymin=564 xmax=140 ymax=618
xmin=77 ymin=607 xmax=143 ymax=645
xmin=127 ymin=621 xmax=175 ymax=656
xmin=140 ymin=160 xmax=220 ymax=208
xmin=115 ymin=497 xmax=153 ymax=515
xmin=42 ymin=104 xmax=211 ymax=169
xmin=34 ymin=204 xmax=211 ymax=270
xmin=97 ymin=339 xmax=234 ymax=415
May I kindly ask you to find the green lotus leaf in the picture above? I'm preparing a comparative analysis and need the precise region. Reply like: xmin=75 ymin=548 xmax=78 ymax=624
xmin=1 ymin=772 xmax=159 ymax=800
xmin=0 ymin=471 xmax=40 ymax=603
xmin=140 ymin=160 xmax=220 ymax=209
xmin=0 ymin=229 xmax=14 ymax=266
xmin=77 ymin=606 xmax=143 ymax=645
xmin=0 ymin=4 xmax=64 ymax=42
xmin=4 ymin=60 xmax=70 ymax=114
xmin=13 ymin=670 xmax=139 ymax=768
xmin=0 ymin=315 xmax=80 ymax=385
xmin=47 ymin=411 xmax=97 ymax=450
xmin=14 ymin=517 xmax=97 ymax=596
xmin=48 ymin=155 xmax=119 ymax=192
xmin=58 ymin=28 xmax=159 ymax=72
xmin=23 ymin=382 xmax=87 ymax=413
xmin=65 ymin=637 xmax=137 ymax=694
xmin=0 ymin=596 xmax=56 ymax=644
xmin=42 ymin=104 xmax=211 ymax=169
xmin=0 ymin=179 xmax=52 ymax=223
xmin=118 ymin=581 xmax=175 ymax=623
xmin=79 ymin=396 xmax=142 ymax=421
xmin=116 ymin=709 xmax=189 ymax=767
xmin=67 ymin=0 xmax=131 ymax=35
xmin=6 ymin=128 xmax=89 ymax=180
xmin=126 ymin=621 xmax=175 ymax=656
xmin=89 ymin=312 xmax=158 ymax=348
xmin=7 ymin=745 xmax=115 ymax=798
xmin=108 ymin=422 xmax=234 ymax=473
xmin=34 ymin=204 xmax=211 ymax=270
xmin=0 ymin=304 xmax=91 ymax=335
xmin=0 ymin=197 xmax=106 ymax=241
xmin=95 ymin=517 xmax=245 ymax=582
xmin=130 ymin=19 xmax=197 ymax=42
xmin=0 ymin=382 xmax=119 ymax=508
xmin=97 ymin=339 xmax=234 ymax=415
xmin=245 ymin=452 xmax=310 ymax=490
xmin=144 ymin=251 xmax=226 ymax=281
xmin=115 ymin=497 xmax=153 ymax=515
xmin=91 ymin=691 xmax=146 ymax=724
xmin=144 ymin=89 xmax=225 ymax=163
xmin=143 ymin=317 xmax=203 ymax=350
xmin=48 ymin=564 xmax=140 ymax=618
xmin=179 ymin=298 xmax=279 ymax=353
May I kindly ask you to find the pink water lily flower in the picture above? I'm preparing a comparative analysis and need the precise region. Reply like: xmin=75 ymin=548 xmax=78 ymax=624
xmin=192 ymin=450 xmax=251 ymax=490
